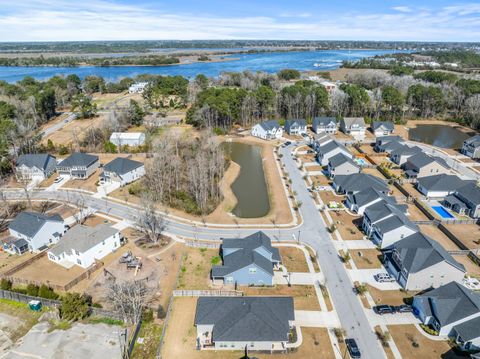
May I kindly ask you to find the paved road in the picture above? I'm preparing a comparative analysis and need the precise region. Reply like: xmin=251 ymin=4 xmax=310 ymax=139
xmin=41 ymin=113 xmax=77 ymax=137
xmin=4 ymin=142 xmax=386 ymax=358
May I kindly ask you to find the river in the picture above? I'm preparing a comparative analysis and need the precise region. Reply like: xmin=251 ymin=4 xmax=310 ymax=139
xmin=0 ymin=49 xmax=403 ymax=82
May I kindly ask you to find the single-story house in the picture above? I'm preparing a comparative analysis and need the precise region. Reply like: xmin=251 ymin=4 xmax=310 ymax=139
xmin=211 ymin=232 xmax=280 ymax=286
xmin=461 ymin=135 xmax=480 ymax=159
xmin=195 ymin=296 xmax=295 ymax=351
xmin=109 ymin=132 xmax=146 ymax=147
xmin=346 ymin=187 xmax=398 ymax=215
xmin=316 ymin=140 xmax=352 ymax=166
xmin=374 ymin=136 xmax=404 ymax=153
xmin=390 ymin=145 xmax=423 ymax=165
xmin=48 ymin=224 xmax=121 ymax=269
xmin=251 ymin=120 xmax=283 ymax=140
xmin=402 ymin=153 xmax=450 ymax=179
xmin=1 ymin=237 xmax=29 ymax=255
xmin=384 ymin=232 xmax=466 ymax=290
xmin=312 ymin=117 xmax=337 ymax=134
xmin=339 ymin=117 xmax=366 ymax=139
xmin=284 ymin=119 xmax=307 ymax=135
xmin=326 ymin=153 xmax=360 ymax=178
xmin=15 ymin=154 xmax=57 ymax=182
xmin=372 ymin=121 xmax=395 ymax=137
xmin=416 ymin=174 xmax=474 ymax=198
xmin=100 ymin=157 xmax=145 ymax=186
xmin=413 ymin=281 xmax=480 ymax=350
xmin=332 ymin=173 xmax=389 ymax=195
xmin=56 ymin=152 xmax=99 ymax=179
xmin=9 ymin=211 xmax=65 ymax=252
xmin=443 ymin=182 xmax=480 ymax=218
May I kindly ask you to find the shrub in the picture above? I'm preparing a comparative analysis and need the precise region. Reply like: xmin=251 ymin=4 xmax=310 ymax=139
xmin=157 ymin=305 xmax=166 ymax=319
xmin=0 ymin=279 xmax=12 ymax=290
xmin=38 ymin=284 xmax=59 ymax=300
xmin=58 ymin=145 xmax=69 ymax=155
xmin=60 ymin=293 xmax=90 ymax=321
xmin=142 ymin=308 xmax=154 ymax=323
xmin=26 ymin=284 xmax=39 ymax=296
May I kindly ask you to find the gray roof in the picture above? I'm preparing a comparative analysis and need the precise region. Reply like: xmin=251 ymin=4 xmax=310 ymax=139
xmin=392 ymin=232 xmax=465 ymax=274
xmin=375 ymin=213 xmax=417 ymax=234
xmin=405 ymin=152 xmax=449 ymax=170
xmin=103 ymin=157 xmax=143 ymax=176
xmin=456 ymin=182 xmax=480 ymax=206
xmin=195 ymin=296 xmax=294 ymax=342
xmin=417 ymin=174 xmax=473 ymax=192
xmin=341 ymin=117 xmax=366 ymax=128
xmin=453 ymin=315 xmax=480 ymax=341
xmin=382 ymin=141 xmax=405 ymax=153
xmin=375 ymin=135 xmax=403 ymax=146
xmin=318 ymin=140 xmax=349 ymax=156
xmin=49 ymin=224 xmax=118 ymax=256
xmin=58 ymin=152 xmax=98 ymax=168
xmin=391 ymin=145 xmax=422 ymax=158
xmin=416 ymin=281 xmax=480 ymax=327
xmin=444 ymin=194 xmax=468 ymax=209
xmin=348 ymin=187 xmax=392 ymax=207
xmin=328 ymin=153 xmax=358 ymax=169
xmin=334 ymin=173 xmax=389 ymax=194
xmin=372 ymin=121 xmax=394 ymax=131
xmin=313 ymin=117 xmax=337 ymax=127
xmin=365 ymin=200 xmax=410 ymax=224
xmin=464 ymin=134 xmax=480 ymax=148
xmin=258 ymin=120 xmax=281 ymax=131
xmin=9 ymin=211 xmax=63 ymax=238
xmin=16 ymin=154 xmax=56 ymax=171
xmin=285 ymin=119 xmax=307 ymax=129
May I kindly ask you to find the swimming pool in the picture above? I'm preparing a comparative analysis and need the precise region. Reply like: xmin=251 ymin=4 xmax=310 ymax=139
xmin=431 ymin=206 xmax=455 ymax=219
xmin=354 ymin=158 xmax=367 ymax=166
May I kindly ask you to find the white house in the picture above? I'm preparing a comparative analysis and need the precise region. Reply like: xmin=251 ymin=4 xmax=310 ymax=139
xmin=251 ymin=120 xmax=283 ymax=140
xmin=57 ymin=152 xmax=99 ymax=179
xmin=100 ymin=157 xmax=145 ymax=186
xmin=9 ymin=212 xmax=65 ymax=252
xmin=109 ymin=132 xmax=146 ymax=147
xmin=316 ymin=140 xmax=352 ymax=166
xmin=284 ymin=119 xmax=307 ymax=135
xmin=128 ymin=82 xmax=148 ymax=94
xmin=339 ymin=117 xmax=366 ymax=139
xmin=48 ymin=224 xmax=121 ymax=269
xmin=416 ymin=174 xmax=474 ymax=198
xmin=461 ymin=135 xmax=480 ymax=159
xmin=371 ymin=121 xmax=395 ymax=137
xmin=312 ymin=117 xmax=337 ymax=134
xmin=15 ymin=154 xmax=57 ymax=182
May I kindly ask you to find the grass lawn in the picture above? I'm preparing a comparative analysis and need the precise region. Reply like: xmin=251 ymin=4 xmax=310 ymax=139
xmin=367 ymin=285 xmax=416 ymax=306
xmin=350 ymin=249 xmax=383 ymax=269
xmin=0 ymin=298 xmax=43 ymax=342
xmin=177 ymin=248 xmax=219 ymax=290
xmin=130 ymin=321 xmax=163 ymax=359
xmin=278 ymin=247 xmax=309 ymax=272
xmin=242 ymin=285 xmax=320 ymax=311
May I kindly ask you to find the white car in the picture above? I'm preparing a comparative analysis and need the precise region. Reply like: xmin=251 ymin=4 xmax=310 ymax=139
xmin=374 ymin=273 xmax=395 ymax=283
xmin=54 ymin=177 xmax=63 ymax=184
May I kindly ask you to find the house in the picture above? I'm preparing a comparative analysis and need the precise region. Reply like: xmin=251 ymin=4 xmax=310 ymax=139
xmin=332 ymin=173 xmax=389 ymax=195
xmin=312 ymin=133 xmax=334 ymax=152
xmin=109 ymin=132 xmax=146 ymax=147
xmin=128 ymin=82 xmax=148 ymax=94
xmin=48 ymin=224 xmax=121 ymax=269
xmin=443 ymin=182 xmax=480 ymax=218
xmin=339 ymin=117 xmax=366 ymax=139
xmin=316 ymin=140 xmax=352 ymax=166
xmin=327 ymin=153 xmax=360 ymax=178
xmin=1 ymin=237 xmax=29 ymax=255
xmin=56 ymin=152 xmax=99 ymax=179
xmin=362 ymin=201 xmax=416 ymax=249
xmin=15 ymin=154 xmax=57 ymax=182
xmin=461 ymin=135 xmax=480 ymax=159
xmin=312 ymin=117 xmax=337 ymax=134
xmin=390 ymin=145 xmax=422 ymax=165
xmin=416 ymin=174 xmax=474 ymax=198
xmin=346 ymin=187 xmax=398 ymax=215
xmin=413 ymin=281 xmax=480 ymax=350
xmin=100 ymin=157 xmax=145 ymax=186
xmin=9 ymin=211 xmax=65 ymax=252
xmin=195 ymin=296 xmax=294 ymax=351
xmin=211 ymin=232 xmax=280 ymax=286
xmin=372 ymin=121 xmax=395 ymax=136
xmin=374 ymin=136 xmax=404 ymax=153
xmin=402 ymin=153 xmax=450 ymax=179
xmin=251 ymin=120 xmax=283 ymax=140
xmin=284 ymin=119 xmax=307 ymax=135
xmin=384 ymin=232 xmax=466 ymax=290
xmin=320 ymin=80 xmax=337 ymax=93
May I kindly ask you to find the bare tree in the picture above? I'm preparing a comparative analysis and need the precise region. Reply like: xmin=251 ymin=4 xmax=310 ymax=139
xmin=106 ymin=280 xmax=151 ymax=325
xmin=136 ymin=195 xmax=167 ymax=244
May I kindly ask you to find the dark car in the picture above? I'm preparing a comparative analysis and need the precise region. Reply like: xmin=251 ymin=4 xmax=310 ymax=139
xmin=373 ymin=305 xmax=395 ymax=315
xmin=285 ymin=141 xmax=292 ymax=146
xmin=395 ymin=304 xmax=413 ymax=313
xmin=345 ymin=338 xmax=361 ymax=358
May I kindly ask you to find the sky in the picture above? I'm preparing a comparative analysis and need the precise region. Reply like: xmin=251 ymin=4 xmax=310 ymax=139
xmin=0 ymin=0 xmax=479 ymax=42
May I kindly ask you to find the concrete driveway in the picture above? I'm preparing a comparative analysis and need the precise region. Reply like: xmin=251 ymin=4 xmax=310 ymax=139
xmin=294 ymin=310 xmax=340 ymax=328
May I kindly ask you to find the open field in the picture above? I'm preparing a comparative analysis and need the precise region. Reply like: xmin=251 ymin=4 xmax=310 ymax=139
xmin=42 ymin=114 xmax=107 ymax=146
xmin=330 ymin=211 xmax=364 ymax=240
xmin=443 ymin=224 xmax=480 ymax=250
xmin=350 ymin=249 xmax=383 ymax=269
xmin=242 ymin=285 xmax=320 ymax=311
xmin=418 ymin=225 xmax=459 ymax=251
xmin=278 ymin=246 xmax=310 ymax=272
xmin=367 ymin=285 xmax=416 ymax=306
xmin=177 ymin=248 xmax=218 ymax=290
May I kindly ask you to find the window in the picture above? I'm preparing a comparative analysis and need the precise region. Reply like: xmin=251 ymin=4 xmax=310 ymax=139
xmin=77 ymin=259 xmax=82 ymax=265
xmin=249 ymin=268 xmax=257 ymax=274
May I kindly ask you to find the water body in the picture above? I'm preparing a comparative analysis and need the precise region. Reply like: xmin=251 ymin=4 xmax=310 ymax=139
xmin=408 ymin=124 xmax=470 ymax=149
xmin=0 ymin=49 xmax=403 ymax=83
xmin=222 ymin=142 xmax=270 ymax=218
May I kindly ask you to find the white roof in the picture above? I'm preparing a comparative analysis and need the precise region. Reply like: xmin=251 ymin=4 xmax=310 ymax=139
xmin=110 ymin=132 xmax=145 ymax=140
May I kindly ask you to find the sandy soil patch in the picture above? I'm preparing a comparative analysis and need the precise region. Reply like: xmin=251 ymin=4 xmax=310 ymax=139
xmin=63 ymin=170 xmax=100 ymax=193
xmin=0 ymin=251 xmax=36 ymax=276
xmin=310 ymin=175 xmax=330 ymax=186
xmin=444 ymin=224 xmax=480 ymax=250
xmin=452 ymin=255 xmax=480 ymax=278
xmin=407 ymin=204 xmax=430 ymax=221
xmin=242 ymin=285 xmax=320 ymax=311
xmin=418 ymin=225 xmax=459 ymax=251
xmin=319 ymin=191 xmax=344 ymax=205
xmin=330 ymin=211 xmax=364 ymax=240
xmin=350 ymin=249 xmax=383 ymax=269
xmin=42 ymin=114 xmax=107 ymax=146
xmin=401 ymin=183 xmax=422 ymax=198
xmin=362 ymin=167 xmax=387 ymax=180
xmin=305 ymin=165 xmax=323 ymax=172
xmin=278 ymin=247 xmax=309 ymax=272
xmin=367 ymin=285 xmax=416 ymax=306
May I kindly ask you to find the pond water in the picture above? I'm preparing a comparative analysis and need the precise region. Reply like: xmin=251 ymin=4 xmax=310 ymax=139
xmin=222 ymin=142 xmax=270 ymax=218
xmin=408 ymin=124 xmax=470 ymax=149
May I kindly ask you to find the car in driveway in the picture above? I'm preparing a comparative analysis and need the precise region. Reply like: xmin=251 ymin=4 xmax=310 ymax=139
xmin=394 ymin=304 xmax=413 ymax=313
xmin=345 ymin=338 xmax=361 ymax=358
xmin=54 ymin=177 xmax=63 ymax=184
xmin=373 ymin=305 xmax=395 ymax=315
xmin=374 ymin=273 xmax=395 ymax=283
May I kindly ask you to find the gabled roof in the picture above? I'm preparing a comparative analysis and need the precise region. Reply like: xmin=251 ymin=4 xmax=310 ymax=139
xmin=464 ymin=134 xmax=480 ymax=148
xmin=318 ymin=140 xmax=350 ymax=156
xmin=195 ymin=296 xmax=294 ymax=342
xmin=391 ymin=145 xmax=422 ymax=158
xmin=382 ymin=141 xmax=405 ymax=153
xmin=453 ymin=315 xmax=480 ymax=341
xmin=372 ymin=121 xmax=395 ymax=131
xmin=58 ymin=152 xmax=98 ymax=168
xmin=455 ymin=182 xmax=480 ymax=206
xmin=9 ymin=211 xmax=63 ymax=238
xmin=258 ymin=120 xmax=281 ymax=131
xmin=417 ymin=174 xmax=473 ymax=192
xmin=375 ymin=213 xmax=417 ymax=234
xmin=341 ymin=117 xmax=366 ymax=128
xmin=17 ymin=154 xmax=56 ymax=171
xmin=348 ymin=187 xmax=390 ymax=207
xmin=313 ymin=117 xmax=337 ymax=127
xmin=333 ymin=173 xmax=389 ymax=193
xmin=110 ymin=132 xmax=145 ymax=141
xmin=364 ymin=200 xmax=408 ymax=223
xmin=221 ymin=232 xmax=278 ymax=258
xmin=405 ymin=153 xmax=449 ymax=170
xmin=416 ymin=281 xmax=480 ymax=327
xmin=328 ymin=153 xmax=359 ymax=169
xmin=103 ymin=157 xmax=143 ymax=176
xmin=393 ymin=232 xmax=465 ymax=274
xmin=285 ymin=119 xmax=307 ymax=128
xmin=375 ymin=135 xmax=403 ymax=146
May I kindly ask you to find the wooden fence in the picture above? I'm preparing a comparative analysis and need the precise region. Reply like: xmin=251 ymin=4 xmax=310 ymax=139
xmin=2 ymin=251 xmax=47 ymax=277
xmin=172 ymin=290 xmax=243 ymax=297
xmin=184 ymin=240 xmax=221 ymax=249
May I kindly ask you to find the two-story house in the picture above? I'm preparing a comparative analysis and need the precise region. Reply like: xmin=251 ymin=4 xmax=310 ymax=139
xmin=56 ymin=152 xmax=99 ymax=179
xmin=402 ymin=153 xmax=451 ymax=179
xmin=339 ymin=117 xmax=366 ymax=139
xmin=461 ymin=135 xmax=480 ymax=159
xmin=15 ymin=154 xmax=57 ymax=182
xmin=371 ymin=121 xmax=395 ymax=137
xmin=312 ymin=117 xmax=337 ymax=134
xmin=251 ymin=120 xmax=283 ymax=140
xmin=326 ymin=153 xmax=360 ymax=178
xmin=346 ymin=187 xmax=398 ymax=215
xmin=284 ymin=119 xmax=307 ymax=135
xmin=316 ymin=140 xmax=352 ymax=166
xmin=443 ymin=182 xmax=480 ymax=218
xmin=374 ymin=136 xmax=404 ymax=153
xmin=100 ymin=157 xmax=145 ymax=186
xmin=390 ymin=145 xmax=423 ymax=165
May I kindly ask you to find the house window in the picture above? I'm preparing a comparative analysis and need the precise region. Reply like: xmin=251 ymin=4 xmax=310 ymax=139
xmin=77 ymin=259 xmax=82 ymax=265
xmin=75 ymin=250 xmax=80 ymax=256
xmin=249 ymin=268 xmax=257 ymax=274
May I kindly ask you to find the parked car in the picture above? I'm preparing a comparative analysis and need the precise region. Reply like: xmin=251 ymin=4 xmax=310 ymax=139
xmin=345 ymin=338 xmax=361 ymax=358
xmin=374 ymin=273 xmax=395 ymax=283
xmin=394 ymin=304 xmax=413 ymax=313
xmin=285 ymin=141 xmax=292 ymax=146
xmin=54 ymin=177 xmax=63 ymax=184
xmin=373 ymin=305 xmax=395 ymax=315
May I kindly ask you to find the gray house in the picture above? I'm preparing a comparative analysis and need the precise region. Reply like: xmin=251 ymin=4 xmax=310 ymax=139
xmin=57 ymin=152 xmax=100 ymax=179
xmin=327 ymin=153 xmax=360 ymax=178
xmin=374 ymin=135 xmax=404 ymax=153
xmin=284 ymin=119 xmax=307 ymax=135
xmin=416 ymin=174 xmax=474 ymax=198
xmin=372 ymin=121 xmax=395 ymax=136
xmin=316 ymin=140 xmax=352 ymax=166
xmin=346 ymin=187 xmax=398 ymax=215
xmin=413 ymin=281 xmax=480 ymax=350
xmin=443 ymin=182 xmax=480 ymax=218
xmin=390 ymin=145 xmax=422 ymax=165
xmin=339 ymin=117 xmax=366 ymax=139
xmin=384 ymin=232 xmax=466 ymax=290
xmin=195 ymin=296 xmax=295 ymax=351
xmin=312 ymin=117 xmax=337 ymax=134
xmin=100 ymin=157 xmax=145 ymax=186
xmin=461 ymin=135 xmax=480 ymax=159
xmin=332 ymin=173 xmax=389 ymax=195
xmin=211 ymin=232 xmax=281 ymax=286
xmin=15 ymin=154 xmax=57 ymax=182
xmin=402 ymin=152 xmax=450 ymax=179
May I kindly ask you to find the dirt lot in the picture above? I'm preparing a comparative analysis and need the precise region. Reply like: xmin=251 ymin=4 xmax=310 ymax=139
xmin=362 ymin=167 xmax=388 ymax=180
xmin=42 ymin=114 xmax=107 ymax=146
xmin=388 ymin=324 xmax=463 ymax=359
xmin=305 ymin=165 xmax=323 ymax=172
xmin=242 ymin=285 xmax=320 ymax=311
xmin=63 ymin=170 xmax=100 ymax=193
xmin=319 ymin=191 xmax=344 ymax=205
xmin=407 ymin=205 xmax=430 ymax=221
xmin=350 ymin=249 xmax=383 ymax=269
xmin=452 ymin=255 xmax=480 ymax=278
xmin=278 ymin=247 xmax=309 ymax=272
xmin=161 ymin=297 xmax=334 ymax=359
xmin=444 ymin=224 xmax=480 ymax=250
xmin=178 ymin=248 xmax=219 ymax=290
xmin=330 ymin=211 xmax=364 ymax=240
xmin=401 ymin=183 xmax=422 ymax=198
xmin=310 ymin=174 xmax=330 ymax=186
xmin=418 ymin=225 xmax=459 ymax=251
xmin=367 ymin=285 xmax=416 ymax=306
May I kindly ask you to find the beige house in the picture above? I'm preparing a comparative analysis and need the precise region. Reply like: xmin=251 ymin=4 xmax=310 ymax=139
xmin=402 ymin=153 xmax=450 ymax=179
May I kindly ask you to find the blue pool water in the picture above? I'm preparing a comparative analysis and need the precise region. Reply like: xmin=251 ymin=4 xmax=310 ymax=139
xmin=431 ymin=206 xmax=455 ymax=219
xmin=354 ymin=158 xmax=367 ymax=166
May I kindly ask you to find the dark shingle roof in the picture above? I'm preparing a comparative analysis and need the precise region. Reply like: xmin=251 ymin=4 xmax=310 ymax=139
xmin=453 ymin=315 xmax=480 ymax=341
xmin=17 ymin=154 xmax=56 ymax=171
xmin=103 ymin=157 xmax=143 ymax=176
xmin=9 ymin=211 xmax=63 ymax=238
xmin=375 ymin=214 xmax=417 ymax=234
xmin=59 ymin=152 xmax=98 ymax=168
xmin=318 ymin=140 xmax=349 ymax=156
xmin=406 ymin=153 xmax=449 ymax=170
xmin=285 ymin=119 xmax=307 ymax=129
xmin=195 ymin=296 xmax=294 ymax=342
xmin=372 ymin=121 xmax=394 ymax=131
xmin=417 ymin=174 xmax=473 ymax=192
xmin=259 ymin=120 xmax=281 ymax=131
xmin=334 ymin=173 xmax=389 ymax=194
xmin=341 ymin=117 xmax=365 ymax=128
xmin=313 ymin=117 xmax=337 ymax=127
xmin=464 ymin=135 xmax=480 ymax=148
xmin=329 ymin=153 xmax=358 ymax=168
xmin=455 ymin=182 xmax=480 ymax=206
xmin=391 ymin=145 xmax=422 ymax=157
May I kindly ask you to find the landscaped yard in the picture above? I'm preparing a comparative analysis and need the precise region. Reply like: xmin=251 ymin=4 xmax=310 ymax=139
xmin=330 ymin=211 xmax=364 ymax=240
xmin=177 ymin=248 xmax=220 ymax=290
xmin=278 ymin=246 xmax=309 ymax=272
xmin=350 ymin=249 xmax=383 ymax=269
xmin=367 ymin=285 xmax=416 ymax=306
xmin=242 ymin=285 xmax=320 ymax=311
